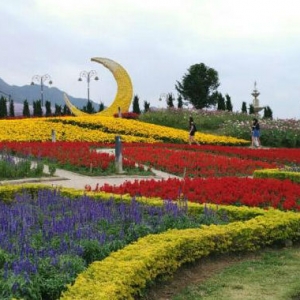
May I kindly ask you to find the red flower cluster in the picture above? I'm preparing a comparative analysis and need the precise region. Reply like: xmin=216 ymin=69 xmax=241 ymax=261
xmin=99 ymin=177 xmax=300 ymax=211
xmin=0 ymin=141 xmax=135 ymax=171
xmin=122 ymin=144 xmax=276 ymax=177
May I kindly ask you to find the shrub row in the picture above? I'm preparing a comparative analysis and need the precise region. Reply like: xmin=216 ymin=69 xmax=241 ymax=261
xmin=254 ymin=168 xmax=300 ymax=184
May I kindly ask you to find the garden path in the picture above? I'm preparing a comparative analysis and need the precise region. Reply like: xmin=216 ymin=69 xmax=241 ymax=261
xmin=1 ymin=148 xmax=181 ymax=190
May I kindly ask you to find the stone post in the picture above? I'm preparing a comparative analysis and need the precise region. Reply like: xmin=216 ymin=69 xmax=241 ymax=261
xmin=115 ymin=135 xmax=123 ymax=173
xmin=51 ymin=129 xmax=56 ymax=142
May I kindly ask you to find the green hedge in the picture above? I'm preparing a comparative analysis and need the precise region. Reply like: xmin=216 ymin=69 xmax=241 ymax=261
xmin=254 ymin=168 xmax=300 ymax=184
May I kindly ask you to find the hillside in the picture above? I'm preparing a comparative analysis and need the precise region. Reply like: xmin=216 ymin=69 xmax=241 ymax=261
xmin=0 ymin=77 xmax=96 ymax=109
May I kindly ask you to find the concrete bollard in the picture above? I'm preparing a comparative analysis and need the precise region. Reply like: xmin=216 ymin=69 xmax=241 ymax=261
xmin=51 ymin=129 xmax=56 ymax=142
xmin=115 ymin=135 xmax=123 ymax=173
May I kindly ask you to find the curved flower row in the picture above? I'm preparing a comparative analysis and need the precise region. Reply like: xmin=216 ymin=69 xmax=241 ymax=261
xmin=47 ymin=116 xmax=248 ymax=145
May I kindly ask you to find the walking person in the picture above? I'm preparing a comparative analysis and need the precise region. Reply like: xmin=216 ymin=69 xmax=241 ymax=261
xmin=251 ymin=118 xmax=261 ymax=148
xmin=188 ymin=116 xmax=199 ymax=145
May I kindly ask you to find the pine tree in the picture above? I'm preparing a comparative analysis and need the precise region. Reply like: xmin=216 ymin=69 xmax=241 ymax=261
xmin=0 ymin=96 xmax=7 ymax=118
xmin=225 ymin=94 xmax=233 ymax=111
xmin=63 ymin=105 xmax=71 ymax=116
xmin=216 ymin=93 xmax=226 ymax=110
xmin=55 ymin=104 xmax=62 ymax=116
xmin=144 ymin=101 xmax=150 ymax=112
xmin=9 ymin=99 xmax=15 ymax=117
xmin=85 ymin=100 xmax=95 ymax=114
xmin=263 ymin=106 xmax=273 ymax=119
xmin=167 ymin=93 xmax=174 ymax=108
xmin=132 ymin=95 xmax=141 ymax=114
xmin=45 ymin=100 xmax=52 ymax=117
xmin=241 ymin=102 xmax=247 ymax=113
xmin=99 ymin=102 xmax=105 ymax=112
xmin=177 ymin=95 xmax=183 ymax=108
xmin=23 ymin=100 xmax=30 ymax=117
xmin=249 ymin=104 xmax=255 ymax=114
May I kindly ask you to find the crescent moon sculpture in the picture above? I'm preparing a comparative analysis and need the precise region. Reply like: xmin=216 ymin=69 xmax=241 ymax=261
xmin=64 ymin=57 xmax=133 ymax=117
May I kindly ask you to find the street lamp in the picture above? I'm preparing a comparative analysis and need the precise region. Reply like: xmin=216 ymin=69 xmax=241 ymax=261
xmin=30 ymin=74 xmax=53 ymax=106
xmin=78 ymin=70 xmax=99 ymax=102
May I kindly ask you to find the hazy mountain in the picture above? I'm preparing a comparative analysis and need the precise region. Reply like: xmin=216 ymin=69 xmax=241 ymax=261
xmin=0 ymin=77 xmax=96 ymax=109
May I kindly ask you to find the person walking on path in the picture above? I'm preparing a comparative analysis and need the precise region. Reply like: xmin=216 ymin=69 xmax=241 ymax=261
xmin=188 ymin=116 xmax=199 ymax=145
xmin=251 ymin=118 xmax=261 ymax=148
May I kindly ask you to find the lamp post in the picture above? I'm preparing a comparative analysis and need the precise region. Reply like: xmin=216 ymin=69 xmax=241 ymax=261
xmin=30 ymin=74 xmax=53 ymax=106
xmin=78 ymin=70 xmax=99 ymax=102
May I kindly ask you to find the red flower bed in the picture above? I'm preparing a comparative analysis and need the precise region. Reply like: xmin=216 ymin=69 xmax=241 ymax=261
xmin=123 ymin=143 xmax=300 ymax=165
xmin=122 ymin=145 xmax=276 ymax=177
xmin=99 ymin=177 xmax=300 ymax=211
xmin=0 ymin=141 xmax=136 ymax=171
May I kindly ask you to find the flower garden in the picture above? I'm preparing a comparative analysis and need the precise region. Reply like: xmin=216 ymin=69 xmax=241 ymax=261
xmin=0 ymin=115 xmax=300 ymax=300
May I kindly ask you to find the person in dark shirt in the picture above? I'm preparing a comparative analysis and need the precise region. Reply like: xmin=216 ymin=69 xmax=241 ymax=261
xmin=189 ymin=117 xmax=199 ymax=145
xmin=251 ymin=118 xmax=261 ymax=147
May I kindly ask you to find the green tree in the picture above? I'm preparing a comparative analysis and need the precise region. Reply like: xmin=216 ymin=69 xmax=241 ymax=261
xmin=132 ymin=95 xmax=141 ymax=114
xmin=63 ymin=105 xmax=71 ymax=116
xmin=33 ymin=100 xmax=43 ymax=117
xmin=241 ymin=101 xmax=247 ymax=114
xmin=177 ymin=95 xmax=183 ymax=108
xmin=144 ymin=100 xmax=150 ymax=112
xmin=83 ymin=100 xmax=95 ymax=114
xmin=263 ymin=106 xmax=273 ymax=119
xmin=166 ymin=93 xmax=174 ymax=108
xmin=45 ymin=100 xmax=52 ymax=117
xmin=55 ymin=104 xmax=62 ymax=116
xmin=175 ymin=63 xmax=220 ymax=109
xmin=225 ymin=94 xmax=233 ymax=111
xmin=216 ymin=92 xmax=226 ymax=110
xmin=249 ymin=104 xmax=255 ymax=114
xmin=9 ymin=99 xmax=15 ymax=117
xmin=0 ymin=96 xmax=7 ymax=118
xmin=23 ymin=99 xmax=30 ymax=117
xmin=98 ymin=102 xmax=105 ymax=112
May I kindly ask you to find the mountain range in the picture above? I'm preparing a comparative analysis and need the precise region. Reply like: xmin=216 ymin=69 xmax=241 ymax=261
xmin=0 ymin=77 xmax=94 ymax=109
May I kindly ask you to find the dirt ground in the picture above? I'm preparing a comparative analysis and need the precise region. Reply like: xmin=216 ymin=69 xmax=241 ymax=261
xmin=139 ymin=252 xmax=261 ymax=300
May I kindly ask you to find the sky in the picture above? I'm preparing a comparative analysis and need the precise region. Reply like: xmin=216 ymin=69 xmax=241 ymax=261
xmin=1 ymin=0 xmax=300 ymax=119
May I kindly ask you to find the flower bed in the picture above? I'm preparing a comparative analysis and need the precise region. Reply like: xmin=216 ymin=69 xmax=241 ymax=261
xmin=0 ymin=186 xmax=228 ymax=300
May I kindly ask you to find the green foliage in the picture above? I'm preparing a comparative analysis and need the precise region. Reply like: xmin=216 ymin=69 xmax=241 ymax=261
xmin=249 ymin=103 xmax=254 ymax=114
xmin=241 ymin=101 xmax=247 ymax=113
xmin=22 ymin=99 xmax=31 ymax=117
xmin=263 ymin=105 xmax=273 ymax=119
xmin=140 ymin=108 xmax=300 ymax=148
xmin=45 ymin=100 xmax=52 ymax=117
xmin=132 ymin=94 xmax=141 ymax=114
xmin=33 ymin=100 xmax=43 ymax=117
xmin=175 ymin=63 xmax=220 ymax=109
xmin=0 ymin=154 xmax=46 ymax=179
xmin=82 ymin=100 xmax=96 ymax=114
xmin=98 ymin=102 xmax=105 ymax=112
xmin=9 ymin=99 xmax=15 ymax=117
xmin=225 ymin=94 xmax=233 ymax=111
xmin=144 ymin=100 xmax=150 ymax=112
xmin=216 ymin=92 xmax=226 ymax=110
xmin=166 ymin=93 xmax=175 ymax=108
xmin=0 ymin=96 xmax=8 ymax=118
xmin=177 ymin=94 xmax=183 ymax=108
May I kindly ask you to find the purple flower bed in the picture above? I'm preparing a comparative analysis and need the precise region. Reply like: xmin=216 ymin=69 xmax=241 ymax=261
xmin=0 ymin=189 xmax=227 ymax=299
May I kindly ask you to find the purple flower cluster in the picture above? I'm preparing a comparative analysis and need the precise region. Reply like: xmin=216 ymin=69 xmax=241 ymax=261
xmin=0 ymin=189 xmax=194 ymax=299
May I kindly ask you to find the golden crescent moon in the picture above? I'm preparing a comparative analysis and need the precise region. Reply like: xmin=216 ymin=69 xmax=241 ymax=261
xmin=64 ymin=57 xmax=133 ymax=117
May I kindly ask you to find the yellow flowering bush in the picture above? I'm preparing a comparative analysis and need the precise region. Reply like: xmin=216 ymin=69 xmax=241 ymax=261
xmin=0 ymin=116 xmax=248 ymax=145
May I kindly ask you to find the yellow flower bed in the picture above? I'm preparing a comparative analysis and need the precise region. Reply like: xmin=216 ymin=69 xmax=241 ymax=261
xmin=1 ymin=184 xmax=299 ymax=300
xmin=0 ymin=116 xmax=248 ymax=145
xmin=61 ymin=209 xmax=300 ymax=300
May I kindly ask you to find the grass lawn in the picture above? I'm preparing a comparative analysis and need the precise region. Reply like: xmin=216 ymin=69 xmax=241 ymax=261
xmin=143 ymin=245 xmax=300 ymax=300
